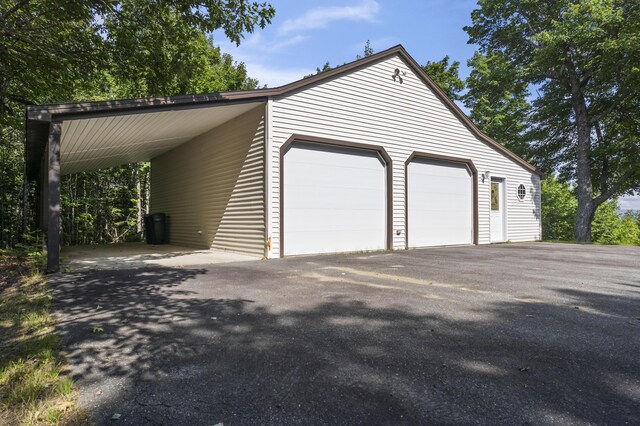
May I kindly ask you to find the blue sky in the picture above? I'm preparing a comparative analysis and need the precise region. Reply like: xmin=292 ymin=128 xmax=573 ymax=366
xmin=214 ymin=0 xmax=478 ymax=87
xmin=214 ymin=0 xmax=639 ymax=211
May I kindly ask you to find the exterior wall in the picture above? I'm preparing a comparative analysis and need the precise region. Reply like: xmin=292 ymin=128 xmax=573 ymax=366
xmin=268 ymin=54 xmax=541 ymax=257
xmin=151 ymin=105 xmax=265 ymax=256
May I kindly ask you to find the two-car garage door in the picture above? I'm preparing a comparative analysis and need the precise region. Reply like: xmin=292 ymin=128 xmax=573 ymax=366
xmin=282 ymin=142 xmax=474 ymax=256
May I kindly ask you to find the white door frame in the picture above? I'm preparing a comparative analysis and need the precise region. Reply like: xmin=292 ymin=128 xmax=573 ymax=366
xmin=490 ymin=177 xmax=507 ymax=242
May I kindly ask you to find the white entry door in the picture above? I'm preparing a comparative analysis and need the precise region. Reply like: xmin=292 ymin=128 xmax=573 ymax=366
xmin=490 ymin=178 xmax=506 ymax=242
xmin=283 ymin=142 xmax=387 ymax=256
xmin=407 ymin=159 xmax=473 ymax=247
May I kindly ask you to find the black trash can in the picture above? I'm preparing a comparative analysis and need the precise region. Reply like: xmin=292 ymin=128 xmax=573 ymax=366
xmin=144 ymin=215 xmax=153 ymax=244
xmin=144 ymin=213 xmax=167 ymax=244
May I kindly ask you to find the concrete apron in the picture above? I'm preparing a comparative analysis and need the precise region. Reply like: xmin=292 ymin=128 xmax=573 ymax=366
xmin=61 ymin=242 xmax=259 ymax=272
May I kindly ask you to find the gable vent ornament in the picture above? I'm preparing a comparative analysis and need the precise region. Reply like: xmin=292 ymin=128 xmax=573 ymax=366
xmin=392 ymin=68 xmax=406 ymax=84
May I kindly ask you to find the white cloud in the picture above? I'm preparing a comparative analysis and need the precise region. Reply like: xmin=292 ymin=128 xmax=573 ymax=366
xmin=213 ymin=1 xmax=382 ymax=88
xmin=236 ymin=33 xmax=307 ymax=53
xmin=268 ymin=34 xmax=309 ymax=52
xmin=280 ymin=0 xmax=380 ymax=34
xmin=215 ymin=33 xmax=312 ymax=87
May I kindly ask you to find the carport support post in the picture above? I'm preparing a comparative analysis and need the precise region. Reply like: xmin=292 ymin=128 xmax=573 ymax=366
xmin=46 ymin=121 xmax=62 ymax=273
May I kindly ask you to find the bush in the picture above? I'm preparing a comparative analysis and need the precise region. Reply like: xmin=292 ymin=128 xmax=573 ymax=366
xmin=541 ymin=175 xmax=640 ymax=245
xmin=593 ymin=204 xmax=640 ymax=245
xmin=541 ymin=176 xmax=577 ymax=241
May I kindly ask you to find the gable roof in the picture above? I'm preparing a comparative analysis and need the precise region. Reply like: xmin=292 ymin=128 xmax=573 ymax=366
xmin=26 ymin=45 xmax=542 ymax=179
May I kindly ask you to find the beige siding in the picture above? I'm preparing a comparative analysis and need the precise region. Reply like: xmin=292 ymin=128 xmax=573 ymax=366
xmin=151 ymin=105 xmax=265 ymax=255
xmin=269 ymin=54 xmax=541 ymax=257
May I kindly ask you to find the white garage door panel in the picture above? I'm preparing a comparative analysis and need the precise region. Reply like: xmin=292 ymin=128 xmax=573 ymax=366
xmin=284 ymin=143 xmax=386 ymax=255
xmin=408 ymin=159 xmax=473 ymax=247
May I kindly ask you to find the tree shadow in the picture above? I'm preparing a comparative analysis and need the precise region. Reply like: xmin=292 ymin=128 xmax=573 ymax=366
xmin=51 ymin=266 xmax=640 ymax=425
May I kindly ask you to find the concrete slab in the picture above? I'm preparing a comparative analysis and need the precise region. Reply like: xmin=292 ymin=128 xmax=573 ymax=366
xmin=61 ymin=242 xmax=259 ymax=271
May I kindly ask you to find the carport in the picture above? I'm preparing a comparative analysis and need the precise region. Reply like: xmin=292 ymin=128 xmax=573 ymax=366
xmin=26 ymin=92 xmax=268 ymax=272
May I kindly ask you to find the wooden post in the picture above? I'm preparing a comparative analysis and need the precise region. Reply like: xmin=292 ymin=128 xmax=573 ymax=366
xmin=46 ymin=122 xmax=62 ymax=273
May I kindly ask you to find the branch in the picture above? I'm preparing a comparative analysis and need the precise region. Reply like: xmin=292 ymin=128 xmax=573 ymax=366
xmin=588 ymin=87 xmax=632 ymax=125
xmin=1 ymin=0 xmax=31 ymax=21
xmin=593 ymin=122 xmax=608 ymax=195
xmin=594 ymin=168 xmax=637 ymax=206
xmin=579 ymin=70 xmax=592 ymax=88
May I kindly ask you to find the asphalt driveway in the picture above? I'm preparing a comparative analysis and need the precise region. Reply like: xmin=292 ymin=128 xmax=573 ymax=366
xmin=52 ymin=243 xmax=640 ymax=425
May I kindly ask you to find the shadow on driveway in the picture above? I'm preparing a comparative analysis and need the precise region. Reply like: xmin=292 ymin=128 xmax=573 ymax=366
xmin=52 ymin=257 xmax=640 ymax=425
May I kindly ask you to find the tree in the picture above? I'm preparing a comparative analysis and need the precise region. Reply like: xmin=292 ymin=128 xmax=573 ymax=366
xmin=592 ymin=201 xmax=640 ymax=245
xmin=305 ymin=61 xmax=333 ymax=78
xmin=356 ymin=40 xmax=374 ymax=59
xmin=540 ymin=176 xmax=577 ymax=241
xmin=465 ymin=0 xmax=640 ymax=242
xmin=421 ymin=56 xmax=465 ymax=101
xmin=0 ymin=0 xmax=274 ymax=247
xmin=540 ymin=175 xmax=640 ymax=245
xmin=0 ymin=0 xmax=274 ymax=105
xmin=463 ymin=51 xmax=532 ymax=158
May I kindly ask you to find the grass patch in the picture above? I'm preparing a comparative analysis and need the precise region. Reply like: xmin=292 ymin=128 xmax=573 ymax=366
xmin=0 ymin=247 xmax=87 ymax=425
xmin=542 ymin=239 xmax=594 ymax=244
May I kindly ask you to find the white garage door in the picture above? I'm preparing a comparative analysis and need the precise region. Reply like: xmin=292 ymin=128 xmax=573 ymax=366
xmin=408 ymin=159 xmax=473 ymax=247
xmin=283 ymin=142 xmax=387 ymax=256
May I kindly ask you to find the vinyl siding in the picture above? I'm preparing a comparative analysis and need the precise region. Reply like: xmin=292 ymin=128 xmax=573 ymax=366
xmin=151 ymin=105 xmax=265 ymax=256
xmin=268 ymin=54 xmax=541 ymax=257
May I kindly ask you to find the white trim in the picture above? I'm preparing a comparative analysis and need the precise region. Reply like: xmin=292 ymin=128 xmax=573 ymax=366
xmin=490 ymin=176 xmax=507 ymax=243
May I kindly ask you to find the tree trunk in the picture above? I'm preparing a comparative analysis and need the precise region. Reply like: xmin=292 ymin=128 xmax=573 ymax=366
xmin=571 ymin=79 xmax=594 ymax=242
xmin=135 ymin=166 xmax=143 ymax=236
xmin=575 ymin=198 xmax=595 ymax=242
xmin=144 ymin=165 xmax=150 ymax=215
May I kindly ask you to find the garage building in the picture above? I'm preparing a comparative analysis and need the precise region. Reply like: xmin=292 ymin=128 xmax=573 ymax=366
xmin=25 ymin=45 xmax=542 ymax=272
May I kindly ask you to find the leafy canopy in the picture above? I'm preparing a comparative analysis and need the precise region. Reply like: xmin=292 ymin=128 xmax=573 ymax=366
xmin=463 ymin=51 xmax=532 ymax=159
xmin=465 ymin=0 xmax=640 ymax=240
xmin=0 ymin=0 xmax=275 ymax=107
xmin=421 ymin=56 xmax=464 ymax=101
xmin=0 ymin=0 xmax=274 ymax=247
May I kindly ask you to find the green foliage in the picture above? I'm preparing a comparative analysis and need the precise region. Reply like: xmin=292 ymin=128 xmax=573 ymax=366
xmin=0 ymin=251 xmax=86 ymax=424
xmin=541 ymin=175 xmax=640 ymax=245
xmin=307 ymin=61 xmax=334 ymax=78
xmin=465 ymin=0 xmax=640 ymax=241
xmin=0 ymin=0 xmax=274 ymax=248
xmin=593 ymin=202 xmax=640 ymax=245
xmin=0 ymin=125 xmax=26 ymax=248
xmin=421 ymin=56 xmax=465 ymax=101
xmin=463 ymin=51 xmax=532 ymax=159
xmin=541 ymin=176 xmax=577 ymax=241
xmin=60 ymin=162 xmax=154 ymax=245
xmin=356 ymin=40 xmax=374 ymax=60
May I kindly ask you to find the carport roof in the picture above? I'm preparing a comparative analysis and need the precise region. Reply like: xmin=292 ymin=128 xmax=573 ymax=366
xmin=25 ymin=45 xmax=543 ymax=180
